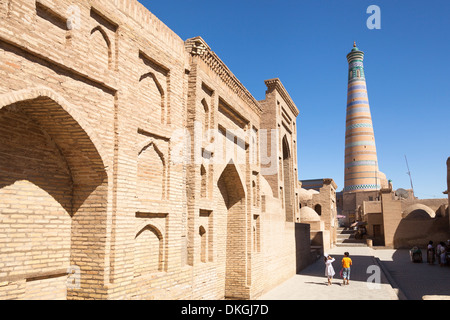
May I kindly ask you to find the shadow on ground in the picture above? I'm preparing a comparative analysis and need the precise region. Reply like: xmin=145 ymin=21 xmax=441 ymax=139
xmin=377 ymin=248 xmax=450 ymax=300
xmin=298 ymin=253 xmax=391 ymax=285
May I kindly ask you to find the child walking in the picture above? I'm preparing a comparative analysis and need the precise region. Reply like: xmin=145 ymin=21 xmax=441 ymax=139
xmin=341 ymin=252 xmax=352 ymax=285
xmin=324 ymin=255 xmax=335 ymax=286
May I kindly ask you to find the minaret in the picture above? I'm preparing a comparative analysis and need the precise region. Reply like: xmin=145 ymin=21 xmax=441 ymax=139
xmin=344 ymin=42 xmax=385 ymax=192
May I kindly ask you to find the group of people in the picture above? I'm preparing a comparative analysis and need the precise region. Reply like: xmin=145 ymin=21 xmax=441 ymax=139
xmin=324 ymin=252 xmax=352 ymax=286
xmin=427 ymin=240 xmax=450 ymax=267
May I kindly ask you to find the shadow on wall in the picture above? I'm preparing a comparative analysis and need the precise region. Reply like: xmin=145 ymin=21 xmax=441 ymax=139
xmin=393 ymin=208 xmax=450 ymax=249
xmin=0 ymin=102 xmax=107 ymax=214
xmin=295 ymin=223 xmax=325 ymax=273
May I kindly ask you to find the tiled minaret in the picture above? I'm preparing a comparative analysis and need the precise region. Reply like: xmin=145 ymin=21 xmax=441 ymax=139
xmin=344 ymin=42 xmax=386 ymax=192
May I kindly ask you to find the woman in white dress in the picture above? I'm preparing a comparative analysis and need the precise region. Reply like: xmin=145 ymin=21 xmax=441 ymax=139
xmin=324 ymin=255 xmax=335 ymax=286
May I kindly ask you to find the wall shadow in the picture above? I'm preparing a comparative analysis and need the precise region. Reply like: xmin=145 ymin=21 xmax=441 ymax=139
xmin=393 ymin=215 xmax=450 ymax=249
xmin=295 ymin=223 xmax=315 ymax=274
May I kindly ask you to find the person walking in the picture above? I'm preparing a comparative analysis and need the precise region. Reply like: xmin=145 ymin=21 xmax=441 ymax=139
xmin=324 ymin=255 xmax=335 ymax=286
xmin=341 ymin=252 xmax=352 ymax=285
xmin=427 ymin=241 xmax=435 ymax=264
xmin=436 ymin=242 xmax=442 ymax=265
xmin=438 ymin=242 xmax=447 ymax=267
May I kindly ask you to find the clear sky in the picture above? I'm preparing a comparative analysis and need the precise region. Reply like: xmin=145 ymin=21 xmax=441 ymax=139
xmin=141 ymin=0 xmax=450 ymax=199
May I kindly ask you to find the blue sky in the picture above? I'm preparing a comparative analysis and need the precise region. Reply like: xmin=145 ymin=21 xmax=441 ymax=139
xmin=141 ymin=0 xmax=450 ymax=199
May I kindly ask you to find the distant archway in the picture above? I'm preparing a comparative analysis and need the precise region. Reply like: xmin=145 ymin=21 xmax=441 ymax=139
xmin=314 ymin=204 xmax=322 ymax=216
xmin=402 ymin=204 xmax=436 ymax=219
xmin=393 ymin=203 xmax=449 ymax=248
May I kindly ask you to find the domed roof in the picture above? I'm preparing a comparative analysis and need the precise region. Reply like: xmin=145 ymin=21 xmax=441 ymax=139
xmin=299 ymin=188 xmax=319 ymax=201
xmin=300 ymin=206 xmax=321 ymax=222
xmin=299 ymin=188 xmax=311 ymax=201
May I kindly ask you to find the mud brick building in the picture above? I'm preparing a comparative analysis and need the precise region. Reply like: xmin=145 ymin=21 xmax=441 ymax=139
xmin=299 ymin=178 xmax=338 ymax=251
xmin=0 ymin=0 xmax=303 ymax=299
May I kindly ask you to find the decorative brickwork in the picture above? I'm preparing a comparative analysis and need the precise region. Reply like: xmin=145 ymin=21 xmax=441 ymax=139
xmin=0 ymin=0 xmax=301 ymax=299
xmin=343 ymin=43 xmax=388 ymax=222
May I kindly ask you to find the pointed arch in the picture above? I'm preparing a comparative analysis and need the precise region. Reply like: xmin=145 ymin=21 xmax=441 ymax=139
xmin=138 ymin=140 xmax=165 ymax=165
xmin=200 ymin=164 xmax=207 ymax=198
xmin=217 ymin=162 xmax=248 ymax=299
xmin=139 ymin=72 xmax=165 ymax=97
xmin=90 ymin=25 xmax=112 ymax=70
xmin=135 ymin=224 xmax=164 ymax=274
xmin=137 ymin=140 xmax=166 ymax=201
xmin=199 ymin=225 xmax=207 ymax=263
xmin=252 ymin=180 xmax=257 ymax=207
xmin=282 ymin=135 xmax=294 ymax=221
xmin=201 ymin=98 xmax=209 ymax=113
xmin=0 ymin=87 xmax=108 ymax=299
xmin=217 ymin=161 xmax=246 ymax=208
xmin=0 ymin=87 xmax=107 ymax=168
xmin=216 ymin=160 xmax=246 ymax=197
xmin=282 ymin=135 xmax=291 ymax=160
xmin=139 ymin=71 xmax=165 ymax=124
xmin=201 ymin=98 xmax=210 ymax=134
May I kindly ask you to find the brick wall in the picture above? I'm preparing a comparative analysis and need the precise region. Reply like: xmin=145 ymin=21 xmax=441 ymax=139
xmin=0 ymin=0 xmax=300 ymax=299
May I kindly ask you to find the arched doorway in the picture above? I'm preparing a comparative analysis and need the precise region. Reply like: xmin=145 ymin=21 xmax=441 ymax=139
xmin=314 ymin=204 xmax=322 ymax=216
xmin=0 ymin=90 xmax=107 ymax=300
xmin=282 ymin=136 xmax=294 ymax=222
xmin=217 ymin=162 xmax=248 ymax=299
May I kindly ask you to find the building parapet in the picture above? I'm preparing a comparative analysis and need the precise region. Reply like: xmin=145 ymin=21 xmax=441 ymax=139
xmin=185 ymin=36 xmax=262 ymax=115
xmin=264 ymin=78 xmax=299 ymax=117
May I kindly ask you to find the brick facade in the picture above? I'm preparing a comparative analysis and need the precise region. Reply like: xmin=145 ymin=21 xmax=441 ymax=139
xmin=0 ymin=0 xmax=300 ymax=299
xmin=360 ymin=185 xmax=449 ymax=248
xmin=299 ymin=178 xmax=338 ymax=250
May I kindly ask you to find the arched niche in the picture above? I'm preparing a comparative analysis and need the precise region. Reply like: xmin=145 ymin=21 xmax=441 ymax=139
xmin=0 ymin=88 xmax=108 ymax=299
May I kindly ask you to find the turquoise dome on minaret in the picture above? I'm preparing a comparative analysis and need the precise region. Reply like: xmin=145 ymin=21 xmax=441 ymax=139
xmin=346 ymin=41 xmax=365 ymax=75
